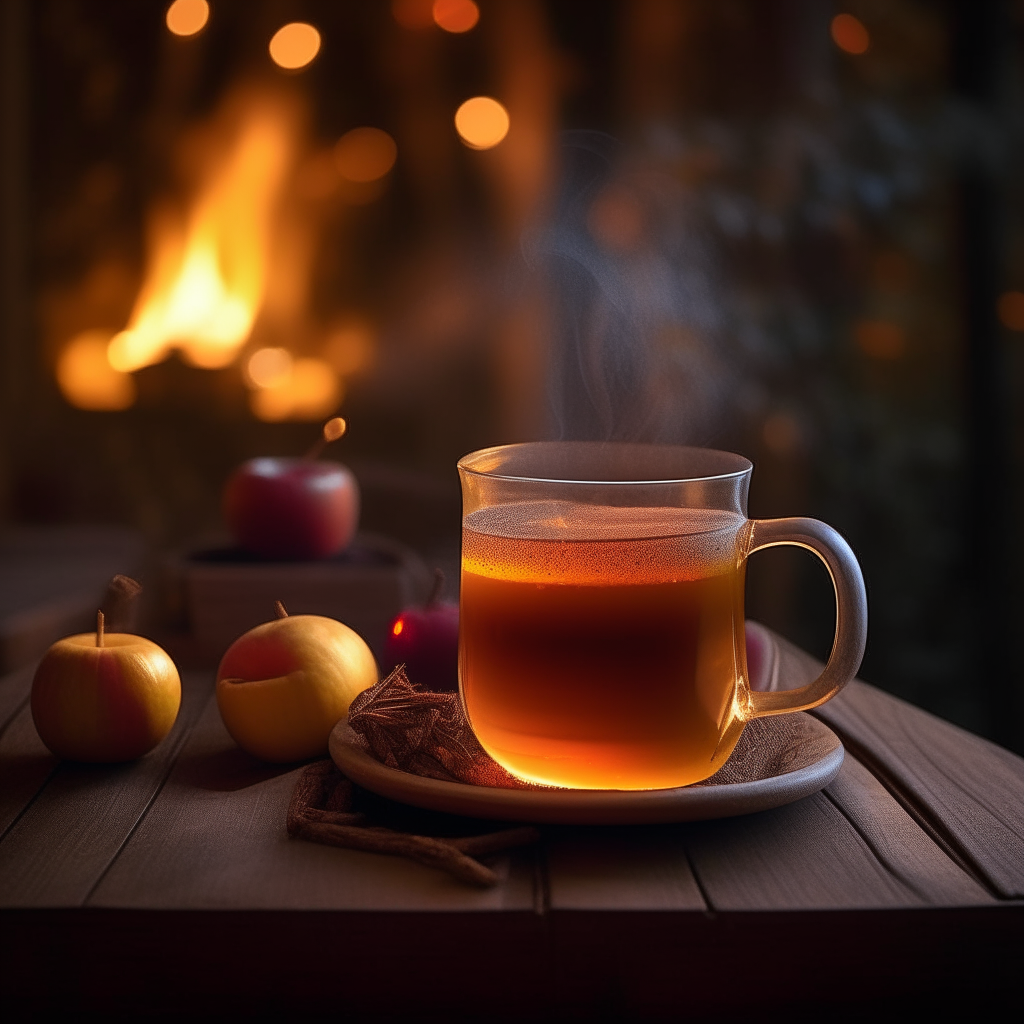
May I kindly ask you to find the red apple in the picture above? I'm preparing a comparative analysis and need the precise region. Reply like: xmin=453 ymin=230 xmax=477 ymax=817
xmin=223 ymin=457 xmax=359 ymax=560
xmin=382 ymin=571 xmax=459 ymax=691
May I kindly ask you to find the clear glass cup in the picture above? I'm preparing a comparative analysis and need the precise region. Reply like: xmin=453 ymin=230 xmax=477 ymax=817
xmin=458 ymin=441 xmax=867 ymax=790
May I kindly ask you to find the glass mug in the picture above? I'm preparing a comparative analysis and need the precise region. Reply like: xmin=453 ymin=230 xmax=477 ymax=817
xmin=457 ymin=442 xmax=867 ymax=791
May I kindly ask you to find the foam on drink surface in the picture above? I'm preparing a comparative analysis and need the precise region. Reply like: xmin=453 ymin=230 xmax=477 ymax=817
xmin=462 ymin=501 xmax=744 ymax=586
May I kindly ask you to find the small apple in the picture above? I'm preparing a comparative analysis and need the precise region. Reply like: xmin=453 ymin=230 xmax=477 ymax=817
xmin=216 ymin=602 xmax=378 ymax=762
xmin=31 ymin=612 xmax=181 ymax=762
xmin=382 ymin=570 xmax=459 ymax=692
xmin=223 ymin=417 xmax=359 ymax=560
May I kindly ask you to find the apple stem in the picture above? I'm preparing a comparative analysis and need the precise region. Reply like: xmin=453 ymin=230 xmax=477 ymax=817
xmin=427 ymin=568 xmax=445 ymax=608
xmin=96 ymin=609 xmax=105 ymax=648
xmin=274 ymin=600 xmax=289 ymax=619
xmin=304 ymin=416 xmax=347 ymax=461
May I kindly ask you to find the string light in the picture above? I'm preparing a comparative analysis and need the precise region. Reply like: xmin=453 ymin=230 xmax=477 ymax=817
xmin=998 ymin=291 xmax=1024 ymax=331
xmin=454 ymin=97 xmax=510 ymax=150
xmin=334 ymin=128 xmax=398 ymax=183
xmin=269 ymin=23 xmax=321 ymax=70
xmin=433 ymin=0 xmax=479 ymax=34
xmin=166 ymin=0 xmax=209 ymax=37
xmin=831 ymin=13 xmax=870 ymax=55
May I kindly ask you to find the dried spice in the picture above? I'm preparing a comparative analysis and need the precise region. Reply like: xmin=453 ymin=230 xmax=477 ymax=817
xmin=347 ymin=666 xmax=537 ymax=789
xmin=286 ymin=759 xmax=539 ymax=887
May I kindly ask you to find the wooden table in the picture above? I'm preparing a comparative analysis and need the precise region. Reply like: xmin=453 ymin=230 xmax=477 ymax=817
xmin=1 ymin=632 xmax=1021 ymax=1021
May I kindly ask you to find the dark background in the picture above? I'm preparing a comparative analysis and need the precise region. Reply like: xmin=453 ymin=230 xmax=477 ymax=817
xmin=1 ymin=0 xmax=1022 ymax=751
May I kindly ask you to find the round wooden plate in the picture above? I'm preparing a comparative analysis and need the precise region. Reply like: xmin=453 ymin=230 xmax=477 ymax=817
xmin=328 ymin=712 xmax=844 ymax=826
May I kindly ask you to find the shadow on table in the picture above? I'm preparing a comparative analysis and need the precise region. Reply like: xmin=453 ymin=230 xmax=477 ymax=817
xmin=173 ymin=747 xmax=303 ymax=792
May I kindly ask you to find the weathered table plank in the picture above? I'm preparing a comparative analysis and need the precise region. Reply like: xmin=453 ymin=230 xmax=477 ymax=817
xmin=0 ymin=664 xmax=32 ymax=733
xmin=683 ymin=758 xmax=993 ymax=911
xmin=0 ymin=702 xmax=58 ymax=838
xmin=772 ymin=632 xmax=1024 ymax=900
xmin=0 ymin=671 xmax=210 ymax=907
xmin=544 ymin=826 xmax=706 ymax=911
xmin=89 ymin=691 xmax=536 ymax=912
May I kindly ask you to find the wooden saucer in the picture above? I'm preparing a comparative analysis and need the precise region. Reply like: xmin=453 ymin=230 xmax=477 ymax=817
xmin=328 ymin=712 xmax=843 ymax=826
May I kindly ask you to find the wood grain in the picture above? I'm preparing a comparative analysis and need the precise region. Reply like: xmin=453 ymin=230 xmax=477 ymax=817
xmin=0 ymin=702 xmax=58 ymax=838
xmin=544 ymin=826 xmax=706 ymax=911
xmin=0 ymin=664 xmax=32 ymax=734
xmin=89 ymin=691 xmax=537 ymax=912
xmin=0 ymin=671 xmax=210 ymax=907
xmin=683 ymin=753 xmax=993 ymax=910
xmin=770 ymin=629 xmax=1024 ymax=900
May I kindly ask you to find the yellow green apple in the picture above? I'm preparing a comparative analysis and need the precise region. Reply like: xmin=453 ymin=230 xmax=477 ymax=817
xmin=216 ymin=609 xmax=377 ymax=762
xmin=31 ymin=626 xmax=181 ymax=762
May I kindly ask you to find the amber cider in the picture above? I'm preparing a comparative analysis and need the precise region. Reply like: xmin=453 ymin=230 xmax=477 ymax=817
xmin=459 ymin=501 xmax=749 ymax=790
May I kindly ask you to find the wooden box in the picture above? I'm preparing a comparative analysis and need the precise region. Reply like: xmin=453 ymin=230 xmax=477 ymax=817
xmin=180 ymin=532 xmax=433 ymax=658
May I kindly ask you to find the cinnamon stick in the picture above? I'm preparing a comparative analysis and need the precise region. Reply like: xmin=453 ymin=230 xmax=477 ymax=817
xmin=287 ymin=760 xmax=540 ymax=888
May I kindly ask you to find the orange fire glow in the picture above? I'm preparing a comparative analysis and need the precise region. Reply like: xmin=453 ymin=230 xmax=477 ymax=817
xmin=57 ymin=330 xmax=137 ymax=411
xmin=106 ymin=104 xmax=293 ymax=374
xmin=392 ymin=619 xmax=405 ymax=637
xmin=246 ymin=355 xmax=340 ymax=422
xmin=323 ymin=322 xmax=375 ymax=377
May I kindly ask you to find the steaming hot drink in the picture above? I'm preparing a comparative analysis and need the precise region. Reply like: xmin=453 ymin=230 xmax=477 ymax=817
xmin=460 ymin=502 xmax=748 ymax=790
xmin=457 ymin=441 xmax=867 ymax=793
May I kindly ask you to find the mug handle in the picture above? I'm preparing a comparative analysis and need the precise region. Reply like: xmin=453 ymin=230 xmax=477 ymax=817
xmin=740 ymin=518 xmax=868 ymax=719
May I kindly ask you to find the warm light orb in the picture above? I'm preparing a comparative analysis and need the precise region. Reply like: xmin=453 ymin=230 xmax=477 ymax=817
xmin=324 ymin=322 xmax=375 ymax=376
xmin=762 ymin=412 xmax=801 ymax=456
xmin=166 ymin=0 xmax=209 ymax=37
xmin=454 ymin=97 xmax=510 ymax=150
xmin=854 ymin=319 xmax=905 ymax=360
xmin=392 ymin=0 xmax=434 ymax=31
xmin=269 ymin=22 xmax=321 ymax=70
xmin=250 ymin=357 xmax=340 ymax=421
xmin=245 ymin=347 xmax=293 ymax=389
xmin=57 ymin=331 xmax=137 ymax=411
xmin=392 ymin=618 xmax=405 ymax=637
xmin=998 ymin=290 xmax=1024 ymax=331
xmin=433 ymin=0 xmax=479 ymax=33
xmin=334 ymin=128 xmax=398 ymax=183
xmin=322 ymin=416 xmax=347 ymax=442
xmin=831 ymin=13 xmax=870 ymax=55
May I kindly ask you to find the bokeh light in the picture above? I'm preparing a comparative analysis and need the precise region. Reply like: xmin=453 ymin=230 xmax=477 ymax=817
xmin=165 ymin=0 xmax=209 ymax=37
xmin=831 ymin=13 xmax=870 ymax=55
xmin=249 ymin=357 xmax=340 ymax=421
xmin=762 ymin=412 xmax=801 ymax=456
xmin=334 ymin=128 xmax=398 ymax=183
xmin=269 ymin=23 xmax=321 ymax=70
xmin=998 ymin=290 xmax=1024 ymax=331
xmin=392 ymin=0 xmax=434 ymax=31
xmin=854 ymin=320 xmax=905 ymax=359
xmin=454 ymin=97 xmax=510 ymax=150
xmin=245 ymin=347 xmax=293 ymax=389
xmin=324 ymin=323 xmax=375 ymax=376
xmin=57 ymin=331 xmax=137 ymax=411
xmin=433 ymin=0 xmax=479 ymax=34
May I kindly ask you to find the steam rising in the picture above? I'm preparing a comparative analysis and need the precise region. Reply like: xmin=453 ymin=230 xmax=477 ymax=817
xmin=527 ymin=131 xmax=732 ymax=446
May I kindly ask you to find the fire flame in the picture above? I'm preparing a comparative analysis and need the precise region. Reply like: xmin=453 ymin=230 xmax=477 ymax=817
xmin=107 ymin=104 xmax=293 ymax=374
